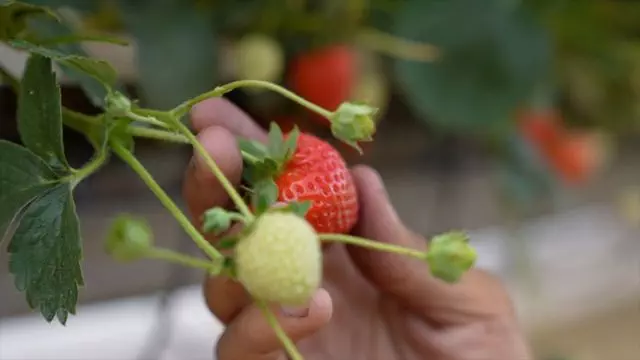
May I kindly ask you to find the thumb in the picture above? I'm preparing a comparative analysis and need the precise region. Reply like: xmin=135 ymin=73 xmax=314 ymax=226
xmin=347 ymin=166 xmax=490 ymax=322
xmin=216 ymin=288 xmax=333 ymax=360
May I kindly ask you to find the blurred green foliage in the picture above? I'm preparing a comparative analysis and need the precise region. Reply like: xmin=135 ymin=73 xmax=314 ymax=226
xmin=5 ymin=0 xmax=640 ymax=206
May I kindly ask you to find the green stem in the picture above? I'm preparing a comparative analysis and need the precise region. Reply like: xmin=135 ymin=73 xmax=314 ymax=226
xmin=319 ymin=234 xmax=425 ymax=259
xmin=257 ymin=300 xmax=304 ymax=360
xmin=111 ymin=140 xmax=224 ymax=263
xmin=127 ymin=126 xmax=190 ymax=144
xmin=147 ymin=247 xmax=219 ymax=275
xmin=125 ymin=126 xmax=259 ymax=163
xmin=70 ymin=143 xmax=109 ymax=187
xmin=125 ymin=111 xmax=170 ymax=129
xmin=169 ymin=117 xmax=254 ymax=221
xmin=171 ymin=80 xmax=333 ymax=120
xmin=356 ymin=27 xmax=441 ymax=62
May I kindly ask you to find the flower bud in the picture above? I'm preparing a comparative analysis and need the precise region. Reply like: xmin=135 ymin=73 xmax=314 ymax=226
xmin=425 ymin=231 xmax=477 ymax=283
xmin=330 ymin=102 xmax=377 ymax=152
xmin=104 ymin=91 xmax=132 ymax=117
xmin=105 ymin=214 xmax=153 ymax=262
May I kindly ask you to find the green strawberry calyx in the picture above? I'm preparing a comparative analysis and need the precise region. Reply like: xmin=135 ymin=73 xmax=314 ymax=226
xmin=425 ymin=231 xmax=477 ymax=283
xmin=329 ymin=102 xmax=378 ymax=153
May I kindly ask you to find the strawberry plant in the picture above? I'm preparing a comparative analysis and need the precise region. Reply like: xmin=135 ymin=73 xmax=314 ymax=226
xmin=0 ymin=2 xmax=477 ymax=359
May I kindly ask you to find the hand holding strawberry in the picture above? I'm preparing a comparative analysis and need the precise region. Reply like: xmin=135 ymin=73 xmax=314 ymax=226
xmin=184 ymin=98 xmax=532 ymax=360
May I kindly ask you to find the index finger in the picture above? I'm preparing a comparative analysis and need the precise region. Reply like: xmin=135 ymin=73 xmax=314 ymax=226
xmin=190 ymin=97 xmax=268 ymax=142
xmin=182 ymin=98 xmax=267 ymax=324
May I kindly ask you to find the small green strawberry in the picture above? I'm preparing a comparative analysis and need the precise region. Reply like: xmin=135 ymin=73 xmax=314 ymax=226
xmin=234 ymin=211 xmax=322 ymax=306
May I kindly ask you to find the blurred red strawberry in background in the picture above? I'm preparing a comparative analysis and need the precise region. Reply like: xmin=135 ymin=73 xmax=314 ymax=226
xmin=518 ymin=108 xmax=607 ymax=186
xmin=288 ymin=44 xmax=356 ymax=126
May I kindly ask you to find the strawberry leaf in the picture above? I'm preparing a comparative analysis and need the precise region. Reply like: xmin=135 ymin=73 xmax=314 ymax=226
xmin=12 ymin=40 xmax=118 ymax=88
xmin=0 ymin=140 xmax=59 ymax=241
xmin=25 ymin=16 xmax=120 ymax=107
xmin=252 ymin=178 xmax=279 ymax=215
xmin=393 ymin=0 xmax=551 ymax=135
xmin=117 ymin=0 xmax=217 ymax=109
xmin=17 ymin=53 xmax=70 ymax=173
xmin=0 ymin=1 xmax=59 ymax=40
xmin=8 ymin=182 xmax=83 ymax=325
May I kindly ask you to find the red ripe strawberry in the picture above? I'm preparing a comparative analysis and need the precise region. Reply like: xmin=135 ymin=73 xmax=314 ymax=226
xmin=547 ymin=131 xmax=605 ymax=186
xmin=288 ymin=45 xmax=356 ymax=125
xmin=274 ymin=132 xmax=359 ymax=234
xmin=517 ymin=109 xmax=564 ymax=152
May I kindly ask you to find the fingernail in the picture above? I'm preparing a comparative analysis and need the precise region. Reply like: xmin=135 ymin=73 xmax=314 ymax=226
xmin=279 ymin=288 xmax=331 ymax=318
xmin=280 ymin=305 xmax=310 ymax=318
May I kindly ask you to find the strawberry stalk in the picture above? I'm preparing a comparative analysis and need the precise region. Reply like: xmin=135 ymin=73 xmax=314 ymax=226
xmin=170 ymin=79 xmax=333 ymax=120
xmin=167 ymin=113 xmax=255 ymax=221
xmin=319 ymin=233 xmax=426 ymax=259
xmin=319 ymin=231 xmax=477 ymax=284
xmin=145 ymin=247 xmax=220 ymax=275
xmin=110 ymin=140 xmax=225 ymax=265
xmin=257 ymin=300 xmax=304 ymax=360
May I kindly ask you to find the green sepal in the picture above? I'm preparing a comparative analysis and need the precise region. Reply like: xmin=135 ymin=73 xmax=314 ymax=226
xmin=267 ymin=121 xmax=285 ymax=159
xmin=238 ymin=138 xmax=269 ymax=161
xmin=239 ymin=122 xmax=299 ymax=187
xmin=216 ymin=236 xmax=239 ymax=250
xmin=202 ymin=207 xmax=238 ymax=236
xmin=251 ymin=178 xmax=279 ymax=215
xmin=271 ymin=200 xmax=312 ymax=219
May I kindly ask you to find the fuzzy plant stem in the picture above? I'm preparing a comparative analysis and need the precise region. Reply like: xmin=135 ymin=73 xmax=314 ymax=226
xmin=146 ymin=247 xmax=218 ymax=274
xmin=111 ymin=140 xmax=224 ymax=265
xmin=257 ymin=300 xmax=304 ymax=360
xmin=168 ymin=117 xmax=255 ymax=221
xmin=171 ymin=79 xmax=333 ymax=120
xmin=319 ymin=233 xmax=425 ymax=259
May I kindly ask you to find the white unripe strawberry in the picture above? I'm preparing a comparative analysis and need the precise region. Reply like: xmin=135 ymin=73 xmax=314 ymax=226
xmin=234 ymin=211 xmax=322 ymax=306
xmin=235 ymin=33 xmax=284 ymax=85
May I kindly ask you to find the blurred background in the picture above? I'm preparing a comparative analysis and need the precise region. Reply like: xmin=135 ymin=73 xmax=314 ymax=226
xmin=1 ymin=0 xmax=639 ymax=359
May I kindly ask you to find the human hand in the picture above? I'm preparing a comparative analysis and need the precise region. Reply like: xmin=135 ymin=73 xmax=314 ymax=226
xmin=183 ymin=98 xmax=533 ymax=360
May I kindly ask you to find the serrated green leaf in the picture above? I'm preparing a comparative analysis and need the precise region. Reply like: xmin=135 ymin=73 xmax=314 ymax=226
xmin=17 ymin=53 xmax=70 ymax=173
xmin=117 ymin=0 xmax=217 ymax=109
xmin=8 ymin=183 xmax=83 ymax=325
xmin=251 ymin=178 xmax=279 ymax=215
xmin=12 ymin=40 xmax=117 ymax=88
xmin=393 ymin=0 xmax=551 ymax=135
xmin=0 ymin=140 xmax=59 ymax=239
xmin=267 ymin=122 xmax=285 ymax=159
xmin=25 ymin=16 xmax=117 ymax=106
